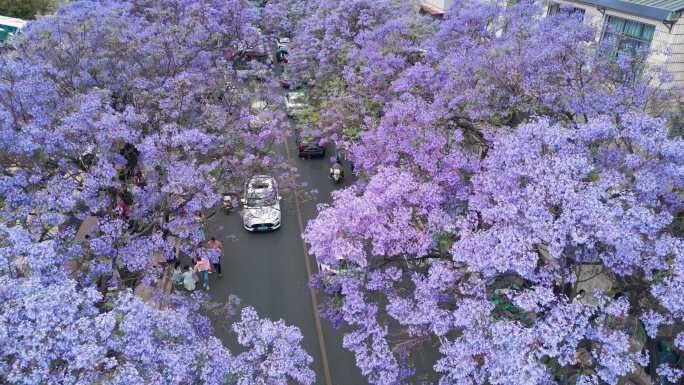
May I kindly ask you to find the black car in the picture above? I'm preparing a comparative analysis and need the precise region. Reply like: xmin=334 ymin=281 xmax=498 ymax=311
xmin=296 ymin=134 xmax=326 ymax=158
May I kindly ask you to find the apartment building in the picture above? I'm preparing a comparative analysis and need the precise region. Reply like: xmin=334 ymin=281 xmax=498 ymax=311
xmin=546 ymin=0 xmax=684 ymax=92
xmin=418 ymin=0 xmax=684 ymax=94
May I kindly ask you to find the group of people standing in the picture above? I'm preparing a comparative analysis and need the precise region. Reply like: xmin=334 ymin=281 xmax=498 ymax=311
xmin=173 ymin=237 xmax=224 ymax=291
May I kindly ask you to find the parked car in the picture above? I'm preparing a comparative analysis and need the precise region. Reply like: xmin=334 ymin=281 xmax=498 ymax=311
xmin=296 ymin=132 xmax=326 ymax=158
xmin=243 ymin=47 xmax=270 ymax=63
xmin=248 ymin=99 xmax=269 ymax=131
xmin=232 ymin=36 xmax=271 ymax=67
xmin=241 ymin=175 xmax=281 ymax=231
xmin=285 ymin=90 xmax=308 ymax=116
xmin=235 ymin=60 xmax=270 ymax=82
xmin=277 ymin=36 xmax=290 ymax=47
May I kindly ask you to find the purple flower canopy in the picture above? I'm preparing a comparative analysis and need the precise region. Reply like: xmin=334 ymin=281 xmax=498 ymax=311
xmin=0 ymin=0 xmax=313 ymax=383
xmin=1 ymin=0 xmax=683 ymax=383
xmin=292 ymin=0 xmax=684 ymax=383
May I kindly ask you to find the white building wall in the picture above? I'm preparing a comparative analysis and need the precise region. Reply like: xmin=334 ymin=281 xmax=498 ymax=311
xmin=550 ymin=1 xmax=684 ymax=93
xmin=665 ymin=18 xmax=684 ymax=92
xmin=421 ymin=0 xmax=454 ymax=13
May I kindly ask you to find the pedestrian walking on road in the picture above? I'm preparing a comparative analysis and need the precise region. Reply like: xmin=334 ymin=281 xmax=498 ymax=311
xmin=209 ymin=237 xmax=224 ymax=278
xmin=181 ymin=265 xmax=195 ymax=291
xmin=172 ymin=260 xmax=183 ymax=286
xmin=194 ymin=256 xmax=211 ymax=290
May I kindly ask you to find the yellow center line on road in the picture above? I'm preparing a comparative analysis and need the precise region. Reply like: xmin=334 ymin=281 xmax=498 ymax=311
xmin=283 ymin=135 xmax=334 ymax=385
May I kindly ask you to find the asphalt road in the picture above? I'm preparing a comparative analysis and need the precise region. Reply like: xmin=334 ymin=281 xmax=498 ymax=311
xmin=204 ymin=138 xmax=367 ymax=385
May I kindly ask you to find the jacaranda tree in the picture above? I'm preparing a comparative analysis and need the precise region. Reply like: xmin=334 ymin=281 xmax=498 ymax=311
xmin=261 ymin=0 xmax=311 ymax=38
xmin=282 ymin=0 xmax=428 ymax=145
xmin=0 ymin=0 xmax=314 ymax=383
xmin=298 ymin=1 xmax=684 ymax=384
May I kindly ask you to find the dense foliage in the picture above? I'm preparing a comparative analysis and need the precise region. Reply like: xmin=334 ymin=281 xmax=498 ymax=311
xmin=0 ymin=0 xmax=313 ymax=383
xmin=291 ymin=0 xmax=684 ymax=384
xmin=0 ymin=0 xmax=62 ymax=20
xmin=3 ymin=0 xmax=683 ymax=384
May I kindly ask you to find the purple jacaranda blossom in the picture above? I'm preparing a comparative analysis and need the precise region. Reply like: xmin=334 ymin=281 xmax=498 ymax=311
xmin=297 ymin=1 xmax=684 ymax=383
xmin=0 ymin=0 xmax=315 ymax=383
xmin=1 ymin=235 xmax=315 ymax=385
xmin=232 ymin=307 xmax=316 ymax=385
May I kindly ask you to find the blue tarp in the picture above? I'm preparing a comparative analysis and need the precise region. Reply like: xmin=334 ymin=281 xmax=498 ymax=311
xmin=0 ymin=24 xmax=17 ymax=42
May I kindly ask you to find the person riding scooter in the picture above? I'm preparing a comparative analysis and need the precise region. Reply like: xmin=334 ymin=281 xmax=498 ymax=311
xmin=329 ymin=161 xmax=344 ymax=183
xmin=221 ymin=194 xmax=237 ymax=214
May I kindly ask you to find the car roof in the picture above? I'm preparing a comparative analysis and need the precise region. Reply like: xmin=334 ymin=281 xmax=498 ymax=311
xmin=248 ymin=175 xmax=276 ymax=186
xmin=287 ymin=91 xmax=305 ymax=98
xmin=298 ymin=133 xmax=321 ymax=141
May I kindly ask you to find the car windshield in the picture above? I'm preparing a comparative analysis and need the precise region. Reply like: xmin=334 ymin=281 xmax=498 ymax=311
xmin=245 ymin=182 xmax=276 ymax=207
xmin=300 ymin=134 xmax=319 ymax=144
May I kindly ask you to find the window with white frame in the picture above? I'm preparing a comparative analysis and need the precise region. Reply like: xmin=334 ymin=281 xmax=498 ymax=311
xmin=601 ymin=15 xmax=655 ymax=55
xmin=547 ymin=2 xmax=585 ymax=20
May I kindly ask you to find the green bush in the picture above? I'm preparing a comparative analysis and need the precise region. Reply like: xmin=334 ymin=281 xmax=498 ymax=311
xmin=0 ymin=0 xmax=64 ymax=20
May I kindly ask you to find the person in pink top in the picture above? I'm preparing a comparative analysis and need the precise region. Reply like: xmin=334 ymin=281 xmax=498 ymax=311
xmin=193 ymin=256 xmax=211 ymax=290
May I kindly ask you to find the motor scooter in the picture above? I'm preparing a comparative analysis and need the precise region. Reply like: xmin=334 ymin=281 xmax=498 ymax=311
xmin=222 ymin=194 xmax=235 ymax=214
xmin=329 ymin=165 xmax=343 ymax=184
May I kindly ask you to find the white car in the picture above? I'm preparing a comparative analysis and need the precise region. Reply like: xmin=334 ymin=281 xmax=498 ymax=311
xmin=236 ymin=66 xmax=270 ymax=82
xmin=241 ymin=175 xmax=281 ymax=231
xmin=248 ymin=99 xmax=269 ymax=130
xmin=277 ymin=36 xmax=290 ymax=48
xmin=285 ymin=91 xmax=308 ymax=117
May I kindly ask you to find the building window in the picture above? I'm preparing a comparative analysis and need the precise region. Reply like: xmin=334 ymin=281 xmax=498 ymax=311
xmin=547 ymin=2 xmax=585 ymax=20
xmin=601 ymin=15 xmax=655 ymax=55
